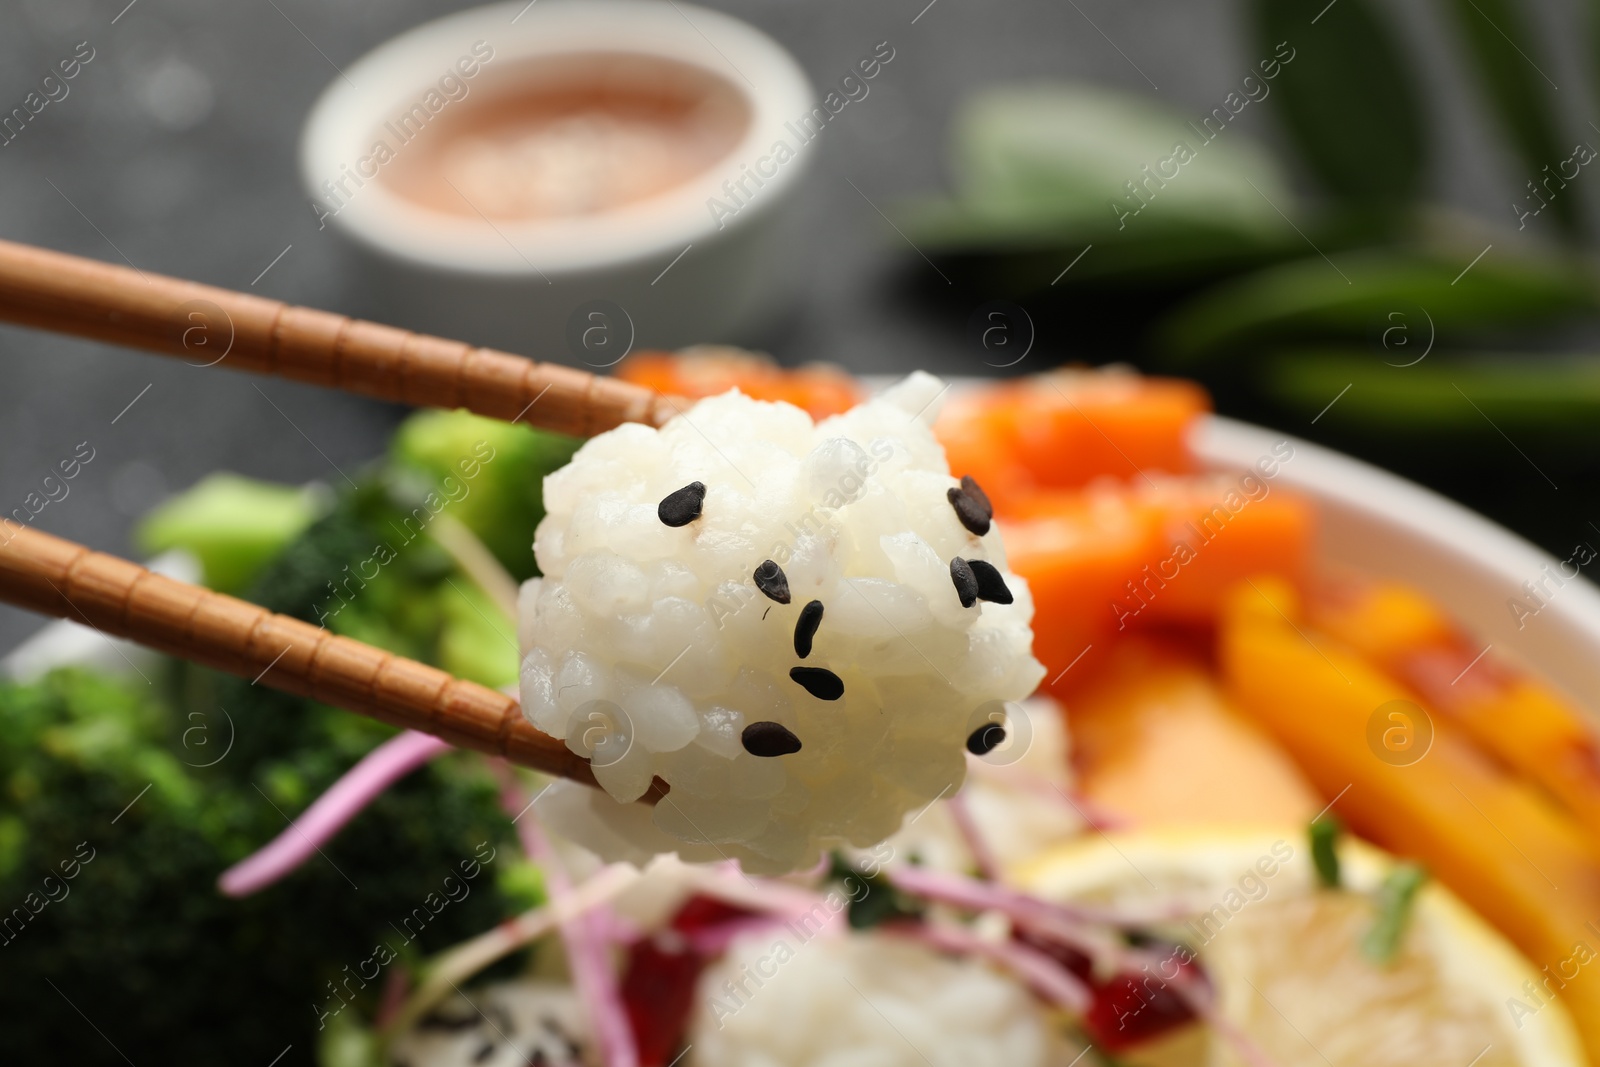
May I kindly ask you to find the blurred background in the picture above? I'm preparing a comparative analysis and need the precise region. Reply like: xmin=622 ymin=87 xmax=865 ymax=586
xmin=3 ymin=0 xmax=1599 ymax=651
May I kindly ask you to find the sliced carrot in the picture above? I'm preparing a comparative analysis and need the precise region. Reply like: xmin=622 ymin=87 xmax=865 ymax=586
xmin=615 ymin=348 xmax=863 ymax=420
xmin=936 ymin=369 xmax=1210 ymax=502
xmin=1006 ymin=474 xmax=1313 ymax=641
xmin=1000 ymin=495 xmax=1150 ymax=687
xmin=1126 ymin=474 xmax=1313 ymax=624
xmin=937 ymin=401 xmax=1035 ymax=514
xmin=1011 ymin=371 xmax=1210 ymax=488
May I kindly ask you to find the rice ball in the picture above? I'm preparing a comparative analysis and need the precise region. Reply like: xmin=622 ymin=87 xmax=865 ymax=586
xmin=522 ymin=373 xmax=1045 ymax=874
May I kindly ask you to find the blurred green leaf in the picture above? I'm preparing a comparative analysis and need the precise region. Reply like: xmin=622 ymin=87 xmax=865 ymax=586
xmin=1154 ymin=247 xmax=1599 ymax=359
xmin=904 ymin=215 xmax=1315 ymax=292
xmin=496 ymin=858 xmax=548 ymax=914
xmin=901 ymin=85 xmax=1296 ymax=251
xmin=1265 ymin=347 xmax=1600 ymax=427
xmin=826 ymin=853 xmax=924 ymax=930
xmin=1250 ymin=0 xmax=1427 ymax=212
xmin=319 ymin=1011 xmax=385 ymax=1067
xmin=1441 ymin=0 xmax=1580 ymax=235
xmin=956 ymin=85 xmax=1294 ymax=223
xmin=1309 ymin=815 xmax=1343 ymax=888
xmin=1362 ymin=862 xmax=1428 ymax=964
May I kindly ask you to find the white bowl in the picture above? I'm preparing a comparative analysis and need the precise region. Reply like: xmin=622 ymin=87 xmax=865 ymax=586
xmin=1194 ymin=415 xmax=1600 ymax=707
xmin=300 ymin=0 xmax=814 ymax=358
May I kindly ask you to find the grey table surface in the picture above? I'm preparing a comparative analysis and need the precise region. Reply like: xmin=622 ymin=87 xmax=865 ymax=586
xmin=0 ymin=0 xmax=1584 ymax=652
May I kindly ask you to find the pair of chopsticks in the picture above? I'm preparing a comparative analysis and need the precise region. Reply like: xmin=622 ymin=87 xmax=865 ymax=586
xmin=0 ymin=237 xmax=676 ymax=797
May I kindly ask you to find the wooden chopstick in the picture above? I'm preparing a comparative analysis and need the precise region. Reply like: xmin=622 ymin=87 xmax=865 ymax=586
xmin=0 ymin=237 xmax=679 ymax=438
xmin=0 ymin=238 xmax=677 ymax=799
xmin=0 ymin=518 xmax=628 ymax=795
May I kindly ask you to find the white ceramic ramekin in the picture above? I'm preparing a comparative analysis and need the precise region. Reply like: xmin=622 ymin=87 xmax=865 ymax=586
xmin=300 ymin=0 xmax=814 ymax=360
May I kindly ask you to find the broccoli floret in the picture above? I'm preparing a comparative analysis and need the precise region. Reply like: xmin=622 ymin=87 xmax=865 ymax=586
xmin=0 ymin=412 xmax=588 ymax=1062
xmin=134 ymin=407 xmax=583 ymax=595
xmin=136 ymin=473 xmax=323 ymax=593
xmin=0 ymin=667 xmax=526 ymax=1066
xmin=389 ymin=409 xmax=581 ymax=580
xmin=2 ymin=412 xmax=581 ymax=1064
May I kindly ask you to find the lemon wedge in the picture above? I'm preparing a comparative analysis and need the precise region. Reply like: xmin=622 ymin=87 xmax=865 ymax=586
xmin=1016 ymin=829 xmax=1587 ymax=1067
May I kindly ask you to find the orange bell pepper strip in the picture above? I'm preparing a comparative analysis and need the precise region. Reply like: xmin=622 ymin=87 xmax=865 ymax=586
xmin=1223 ymin=578 xmax=1600 ymax=1060
xmin=1313 ymin=577 xmax=1600 ymax=851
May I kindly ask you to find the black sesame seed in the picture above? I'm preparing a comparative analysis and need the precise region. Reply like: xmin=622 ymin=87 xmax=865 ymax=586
xmin=754 ymin=559 xmax=791 ymax=604
xmin=947 ymin=486 xmax=991 ymax=536
xmin=794 ymin=599 xmax=824 ymax=658
xmin=967 ymin=559 xmax=1014 ymax=604
xmin=790 ymin=666 xmax=845 ymax=701
xmin=742 ymin=720 xmax=803 ymax=757
xmin=950 ymin=557 xmax=979 ymax=608
xmin=967 ymin=723 xmax=1006 ymax=756
xmin=658 ymin=481 xmax=706 ymax=527
xmin=960 ymin=475 xmax=993 ymax=520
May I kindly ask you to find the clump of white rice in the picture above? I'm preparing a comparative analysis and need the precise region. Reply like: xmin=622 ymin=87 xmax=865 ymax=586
xmin=521 ymin=373 xmax=1044 ymax=874
xmin=689 ymin=930 xmax=1067 ymax=1067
